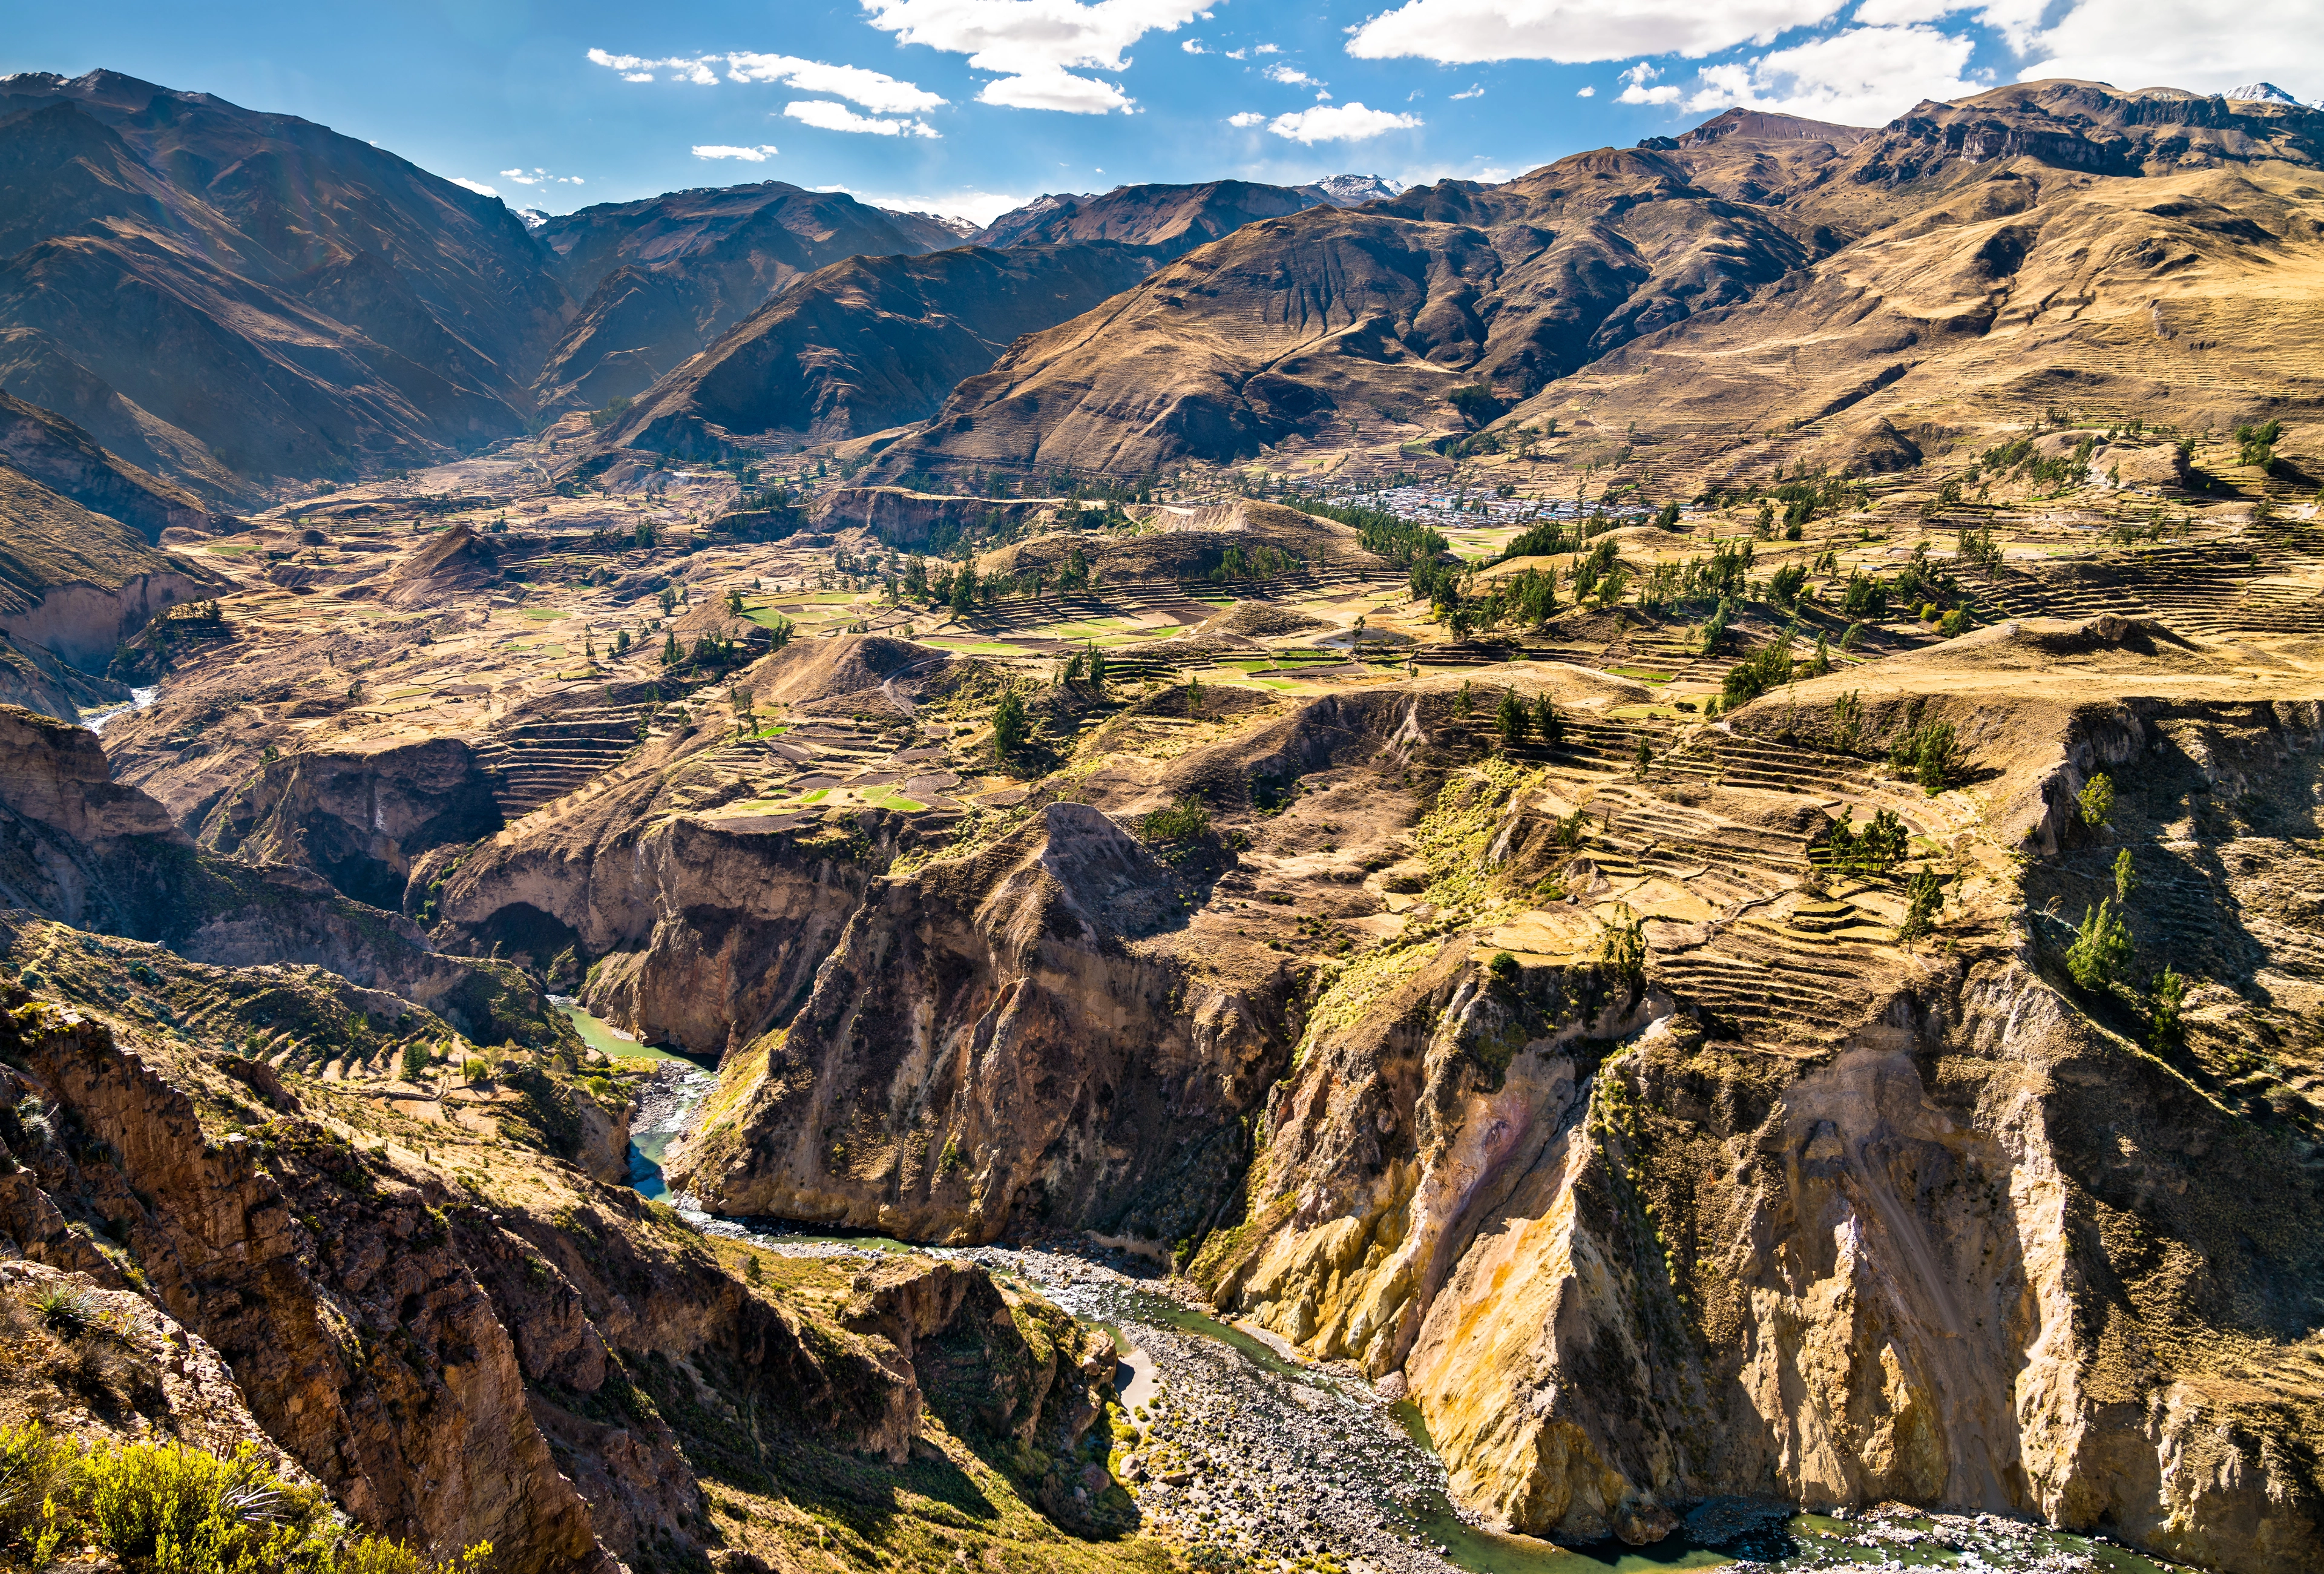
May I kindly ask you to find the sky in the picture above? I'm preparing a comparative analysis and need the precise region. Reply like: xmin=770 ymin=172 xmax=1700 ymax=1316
xmin=7 ymin=1 xmax=2317 ymax=226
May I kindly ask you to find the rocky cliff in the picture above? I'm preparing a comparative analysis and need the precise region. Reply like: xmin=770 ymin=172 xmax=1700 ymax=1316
xmin=0 ymin=978 xmax=1128 ymax=1571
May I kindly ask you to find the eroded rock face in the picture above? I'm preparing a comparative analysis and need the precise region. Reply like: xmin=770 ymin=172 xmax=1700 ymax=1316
xmin=0 ymin=995 xmax=1118 ymax=1570
xmin=430 ymin=783 xmax=878 ymax=1058
xmin=1188 ymin=703 xmax=2324 ymax=1573
xmin=668 ymin=802 xmax=1288 ymax=1245
xmin=199 ymin=737 xmax=502 ymax=909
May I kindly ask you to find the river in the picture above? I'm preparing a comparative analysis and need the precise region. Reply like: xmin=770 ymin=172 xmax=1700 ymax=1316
xmin=556 ymin=999 xmax=2185 ymax=1574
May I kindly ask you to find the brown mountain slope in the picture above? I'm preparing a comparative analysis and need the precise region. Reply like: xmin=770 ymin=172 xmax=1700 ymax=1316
xmin=0 ymin=388 xmax=225 ymax=540
xmin=594 ymin=179 xmax=1398 ymax=455
xmin=970 ymin=178 xmax=1324 ymax=251
xmin=0 ymin=463 xmax=223 ymax=716
xmin=530 ymin=183 xmax=953 ymax=412
xmin=867 ymin=84 xmax=2324 ymax=486
xmin=870 ymin=143 xmax=1814 ymax=480
xmin=602 ymin=242 xmax=1158 ymax=452
xmin=0 ymin=70 xmax=568 ymax=495
xmin=1496 ymin=81 xmax=2324 ymax=463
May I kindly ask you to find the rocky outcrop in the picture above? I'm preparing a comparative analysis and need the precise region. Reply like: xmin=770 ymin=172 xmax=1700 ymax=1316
xmin=1185 ymin=697 xmax=2324 ymax=1573
xmin=0 ymin=995 xmax=1122 ymax=1570
xmin=666 ymin=801 xmax=1288 ymax=1245
xmin=0 ymin=703 xmax=563 ymax=1048
xmin=199 ymin=736 xmax=503 ymax=910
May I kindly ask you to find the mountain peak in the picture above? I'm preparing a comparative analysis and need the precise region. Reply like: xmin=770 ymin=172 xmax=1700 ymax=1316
xmin=2228 ymin=81 xmax=2304 ymax=104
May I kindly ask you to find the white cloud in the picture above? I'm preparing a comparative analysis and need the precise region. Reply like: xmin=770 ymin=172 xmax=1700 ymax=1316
xmin=1682 ymin=24 xmax=1981 ymax=123
xmin=1267 ymin=102 xmax=1424 ymax=142
xmin=589 ymin=48 xmax=943 ymax=111
xmin=1183 ymin=38 xmax=1207 ymax=52
xmin=1228 ymin=110 xmax=1267 ymax=125
xmin=835 ymin=186 xmax=1031 ymax=225
xmin=1265 ymin=64 xmax=1321 ymax=86
xmin=1344 ymin=0 xmax=1847 ymax=65
xmin=2019 ymin=0 xmax=2324 ymax=98
xmin=1226 ymin=47 xmax=1246 ymax=59
xmin=1255 ymin=42 xmax=1281 ymax=53
xmin=979 ymin=65 xmax=1133 ymax=112
xmin=785 ymin=99 xmax=942 ymax=134
xmin=692 ymin=143 xmax=780 ymax=160
xmin=1450 ymin=83 xmax=1485 ymax=98
xmin=1618 ymin=61 xmax=1681 ymax=103
xmin=1577 ymin=84 xmax=1595 ymax=96
xmin=498 ymin=167 xmax=586 ymax=186
xmin=588 ymin=48 xmax=721 ymax=84
xmin=726 ymin=53 xmax=947 ymax=111
xmin=859 ymin=0 xmax=1207 ymax=113
xmin=450 ymin=177 xmax=500 ymax=197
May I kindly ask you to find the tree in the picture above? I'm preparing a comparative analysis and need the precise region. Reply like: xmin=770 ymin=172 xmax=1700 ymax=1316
xmin=614 ymin=630 xmax=631 ymax=654
xmin=658 ymin=585 xmax=678 ymax=616
xmin=1599 ymin=903 xmax=1646 ymax=988
xmin=1897 ymin=864 xmax=1946 ymax=940
xmin=726 ymin=587 xmax=746 ymax=615
xmin=2150 ymin=965 xmax=2189 ymax=1051
xmin=1454 ymin=680 xmax=1474 ymax=719
xmin=1633 ymin=737 xmax=1653 ymax=778
xmin=2114 ymin=848 xmax=2138 ymax=908
xmin=660 ymin=631 xmax=681 ymax=665
xmin=2078 ymin=772 xmax=2114 ymax=831
xmin=1532 ymin=693 xmax=1563 ymax=744
xmin=991 ymin=689 xmax=1029 ymax=759
xmin=1495 ymin=690 xmax=1530 ymax=749
xmin=2066 ymin=897 xmax=2133 ymax=989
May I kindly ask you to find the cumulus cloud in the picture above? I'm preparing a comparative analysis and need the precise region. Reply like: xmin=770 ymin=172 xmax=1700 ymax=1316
xmin=784 ymin=99 xmax=941 ymax=134
xmin=979 ymin=65 xmax=1133 ymax=112
xmin=498 ymin=167 xmax=586 ymax=186
xmin=859 ymin=0 xmax=1208 ymax=113
xmin=1254 ymin=42 xmax=1281 ymax=53
xmin=1267 ymin=102 xmax=1423 ymax=142
xmin=1450 ymin=83 xmax=1485 ymax=99
xmin=1577 ymin=84 xmax=1595 ymax=96
xmin=1344 ymin=0 xmax=1848 ymax=65
xmin=450 ymin=177 xmax=499 ymax=197
xmin=693 ymin=143 xmax=780 ymax=160
xmin=1226 ymin=47 xmax=1247 ymax=59
xmin=1265 ymin=63 xmax=1321 ymax=86
xmin=588 ymin=47 xmax=943 ymax=112
xmin=1183 ymin=38 xmax=1207 ymax=52
xmin=1227 ymin=110 xmax=1267 ymax=125
xmin=1618 ymin=61 xmax=1680 ymax=103
xmin=1683 ymin=24 xmax=1982 ymax=123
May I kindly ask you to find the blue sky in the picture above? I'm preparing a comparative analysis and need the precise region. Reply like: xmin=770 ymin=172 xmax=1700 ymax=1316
xmin=7 ymin=1 xmax=2311 ymax=225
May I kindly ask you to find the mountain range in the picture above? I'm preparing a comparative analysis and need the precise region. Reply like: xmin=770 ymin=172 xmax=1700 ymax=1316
xmin=0 ymin=68 xmax=1408 ymax=500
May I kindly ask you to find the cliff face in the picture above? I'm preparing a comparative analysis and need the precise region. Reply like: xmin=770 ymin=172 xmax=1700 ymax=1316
xmin=0 ymin=988 xmax=1128 ymax=1572
xmin=1184 ymin=693 xmax=2324 ymax=1572
xmin=666 ymin=802 xmax=1290 ymax=1246
xmin=199 ymin=736 xmax=504 ymax=910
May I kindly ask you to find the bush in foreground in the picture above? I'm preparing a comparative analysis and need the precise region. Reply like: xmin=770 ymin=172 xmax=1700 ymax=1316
xmin=0 ymin=1423 xmax=489 ymax=1574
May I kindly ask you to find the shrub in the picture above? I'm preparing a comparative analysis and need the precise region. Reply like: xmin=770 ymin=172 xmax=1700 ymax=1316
xmin=0 ymin=1421 xmax=75 ymax=1551
xmin=399 ymin=1042 xmax=431 ymax=1082
xmin=1531 ymin=694 xmax=1563 ymax=743
xmin=1486 ymin=951 xmax=1520 ymax=984
xmin=1140 ymin=800 xmax=1211 ymax=843
xmin=1821 ymin=806 xmax=1909 ymax=875
xmin=32 ymin=1286 xmax=99 ymax=1337
xmin=1840 ymin=571 xmax=1889 ymax=621
xmin=1598 ymin=906 xmax=1646 ymax=987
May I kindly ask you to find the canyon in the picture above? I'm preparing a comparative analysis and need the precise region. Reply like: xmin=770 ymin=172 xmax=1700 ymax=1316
xmin=0 ymin=62 xmax=2320 ymax=1574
